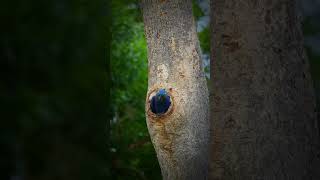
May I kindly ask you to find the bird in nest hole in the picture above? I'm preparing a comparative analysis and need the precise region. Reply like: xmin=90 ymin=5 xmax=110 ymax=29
xmin=150 ymin=89 xmax=171 ymax=115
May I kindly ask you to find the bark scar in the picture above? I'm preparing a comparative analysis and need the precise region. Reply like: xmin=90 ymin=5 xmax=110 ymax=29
xmin=222 ymin=34 xmax=241 ymax=52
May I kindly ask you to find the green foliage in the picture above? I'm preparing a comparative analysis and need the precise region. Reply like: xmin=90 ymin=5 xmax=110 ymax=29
xmin=1 ymin=0 xmax=109 ymax=179
xmin=305 ymin=46 xmax=320 ymax=109
xmin=192 ymin=0 xmax=205 ymax=21
xmin=198 ymin=27 xmax=210 ymax=53
xmin=302 ymin=16 xmax=320 ymax=137
xmin=302 ymin=17 xmax=320 ymax=36
xmin=306 ymin=47 xmax=320 ymax=81
xmin=111 ymin=1 xmax=161 ymax=179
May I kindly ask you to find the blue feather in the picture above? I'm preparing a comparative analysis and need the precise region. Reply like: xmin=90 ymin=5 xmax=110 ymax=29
xmin=150 ymin=89 xmax=171 ymax=115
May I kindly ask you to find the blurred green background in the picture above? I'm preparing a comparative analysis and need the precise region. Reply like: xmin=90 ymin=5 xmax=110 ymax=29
xmin=1 ymin=0 xmax=319 ymax=180
xmin=1 ymin=0 xmax=109 ymax=179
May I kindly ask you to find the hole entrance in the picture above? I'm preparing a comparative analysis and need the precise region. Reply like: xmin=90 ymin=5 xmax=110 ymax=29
xmin=150 ymin=89 xmax=171 ymax=115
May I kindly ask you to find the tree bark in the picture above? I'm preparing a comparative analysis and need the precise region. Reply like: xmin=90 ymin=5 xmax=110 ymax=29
xmin=209 ymin=0 xmax=320 ymax=179
xmin=141 ymin=0 xmax=210 ymax=179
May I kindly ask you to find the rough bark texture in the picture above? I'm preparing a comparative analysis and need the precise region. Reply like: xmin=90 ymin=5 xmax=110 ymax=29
xmin=141 ymin=0 xmax=210 ymax=179
xmin=209 ymin=0 xmax=320 ymax=179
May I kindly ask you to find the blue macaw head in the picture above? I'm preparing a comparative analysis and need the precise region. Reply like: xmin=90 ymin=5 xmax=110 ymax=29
xmin=150 ymin=89 xmax=171 ymax=115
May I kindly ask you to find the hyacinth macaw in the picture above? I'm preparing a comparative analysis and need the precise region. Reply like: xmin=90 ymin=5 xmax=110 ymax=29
xmin=150 ymin=89 xmax=171 ymax=115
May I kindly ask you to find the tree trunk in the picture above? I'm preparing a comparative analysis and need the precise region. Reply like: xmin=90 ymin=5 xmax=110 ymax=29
xmin=209 ymin=0 xmax=320 ymax=179
xmin=141 ymin=0 xmax=210 ymax=179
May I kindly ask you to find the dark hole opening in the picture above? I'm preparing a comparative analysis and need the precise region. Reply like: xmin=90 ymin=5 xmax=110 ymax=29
xmin=150 ymin=89 xmax=171 ymax=115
